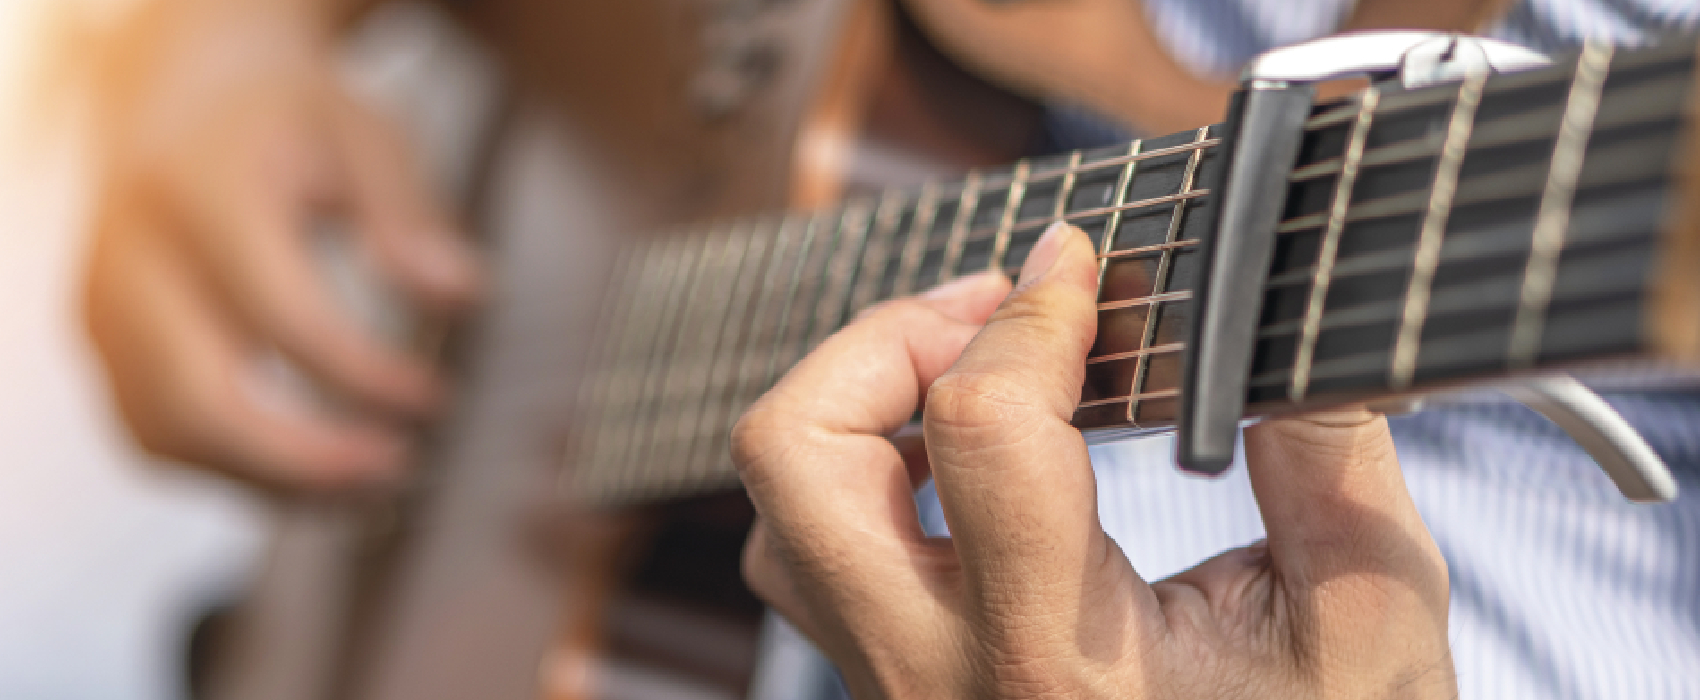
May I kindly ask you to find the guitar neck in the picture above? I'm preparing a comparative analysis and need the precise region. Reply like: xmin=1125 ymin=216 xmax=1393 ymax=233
xmin=571 ymin=37 xmax=1700 ymax=506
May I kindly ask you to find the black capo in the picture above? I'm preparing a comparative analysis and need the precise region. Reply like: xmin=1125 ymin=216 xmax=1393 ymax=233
xmin=1175 ymin=81 xmax=1316 ymax=473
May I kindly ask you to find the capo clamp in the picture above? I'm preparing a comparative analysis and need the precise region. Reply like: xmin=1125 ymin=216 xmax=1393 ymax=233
xmin=1177 ymin=32 xmax=1550 ymax=473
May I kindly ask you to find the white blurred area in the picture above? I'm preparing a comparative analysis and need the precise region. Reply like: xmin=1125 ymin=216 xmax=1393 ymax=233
xmin=0 ymin=1 xmax=267 ymax=699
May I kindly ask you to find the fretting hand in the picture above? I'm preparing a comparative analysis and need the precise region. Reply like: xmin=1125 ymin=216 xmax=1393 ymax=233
xmin=733 ymin=222 xmax=1454 ymax=699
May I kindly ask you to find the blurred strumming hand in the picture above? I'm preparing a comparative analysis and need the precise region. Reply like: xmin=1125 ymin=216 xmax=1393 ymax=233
xmin=84 ymin=0 xmax=482 ymax=492
xmin=734 ymin=222 xmax=1454 ymax=700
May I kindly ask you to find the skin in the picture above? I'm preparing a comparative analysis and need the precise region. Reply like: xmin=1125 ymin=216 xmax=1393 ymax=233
xmin=733 ymin=222 xmax=1455 ymax=700
xmin=83 ymin=0 xmax=481 ymax=492
xmin=902 ymin=0 xmax=1519 ymax=134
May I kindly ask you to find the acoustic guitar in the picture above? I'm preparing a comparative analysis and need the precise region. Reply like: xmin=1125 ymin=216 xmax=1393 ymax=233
xmin=201 ymin=2 xmax=1700 ymax=699
xmin=566 ymin=37 xmax=1700 ymax=511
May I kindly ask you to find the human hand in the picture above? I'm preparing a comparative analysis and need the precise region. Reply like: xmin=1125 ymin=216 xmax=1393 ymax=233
xmin=733 ymin=222 xmax=1453 ymax=699
xmin=84 ymin=1 xmax=481 ymax=492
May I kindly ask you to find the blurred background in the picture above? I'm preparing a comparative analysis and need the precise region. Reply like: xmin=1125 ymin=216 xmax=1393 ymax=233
xmin=0 ymin=0 xmax=1056 ymax=698
xmin=0 ymin=2 xmax=266 ymax=699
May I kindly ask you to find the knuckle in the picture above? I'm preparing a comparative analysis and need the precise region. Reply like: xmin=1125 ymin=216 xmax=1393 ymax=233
xmin=926 ymin=371 xmax=1040 ymax=433
xmin=729 ymin=405 xmax=793 ymax=483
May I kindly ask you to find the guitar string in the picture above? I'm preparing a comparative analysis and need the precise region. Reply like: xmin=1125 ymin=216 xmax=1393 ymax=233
xmin=583 ymin=44 xmax=1687 ymax=498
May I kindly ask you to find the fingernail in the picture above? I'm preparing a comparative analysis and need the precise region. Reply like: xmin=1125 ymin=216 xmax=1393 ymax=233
xmin=921 ymin=271 xmax=992 ymax=300
xmin=1017 ymin=221 xmax=1070 ymax=291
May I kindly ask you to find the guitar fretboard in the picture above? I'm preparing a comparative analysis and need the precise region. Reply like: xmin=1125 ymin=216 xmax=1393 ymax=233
xmin=572 ymin=38 xmax=1699 ymax=505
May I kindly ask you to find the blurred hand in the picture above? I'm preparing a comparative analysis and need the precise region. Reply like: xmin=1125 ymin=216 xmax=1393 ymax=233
xmin=733 ymin=223 xmax=1453 ymax=699
xmin=84 ymin=0 xmax=481 ymax=492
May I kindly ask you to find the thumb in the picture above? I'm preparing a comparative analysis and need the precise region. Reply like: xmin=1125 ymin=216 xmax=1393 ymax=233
xmin=1244 ymin=409 xmax=1449 ymax=620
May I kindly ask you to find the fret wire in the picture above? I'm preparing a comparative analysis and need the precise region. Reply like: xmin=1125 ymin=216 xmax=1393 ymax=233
xmin=894 ymin=182 xmax=939 ymax=296
xmin=1390 ymin=72 xmax=1487 ymax=389
xmin=653 ymin=228 xmax=745 ymax=473
xmin=1091 ymin=141 xmax=1141 ymax=423
xmin=575 ymin=243 xmax=647 ymax=475
xmin=1129 ymin=126 xmax=1211 ymax=421
xmin=669 ymin=225 xmax=758 ymax=472
xmin=728 ymin=217 xmax=804 ymax=428
xmin=1510 ymin=41 xmax=1614 ymax=367
xmin=1030 ymin=138 xmax=1220 ymax=183
xmin=760 ymin=215 xmax=821 ymax=391
xmin=580 ymin=245 xmax=640 ymax=401
xmin=1098 ymin=290 xmax=1191 ymax=310
xmin=595 ymin=238 xmax=683 ymax=480
xmin=636 ymin=228 xmax=735 ymax=475
xmin=710 ymin=219 xmax=788 ymax=455
xmin=773 ymin=212 xmax=847 ymax=379
xmin=990 ymin=160 xmax=1031 ymax=273
xmin=780 ymin=212 xmax=840 ymax=367
xmin=1291 ymin=88 xmax=1381 ymax=402
xmin=815 ymin=202 xmax=876 ymax=342
xmin=1054 ymin=151 xmax=1084 ymax=219
xmin=1087 ymin=342 xmax=1184 ymax=365
xmin=1097 ymin=141 xmax=1144 ymax=296
xmin=616 ymin=233 xmax=710 ymax=477
xmin=685 ymin=222 xmax=776 ymax=473
xmin=940 ymin=172 xmax=982 ymax=281
xmin=851 ymin=189 xmax=907 ymax=311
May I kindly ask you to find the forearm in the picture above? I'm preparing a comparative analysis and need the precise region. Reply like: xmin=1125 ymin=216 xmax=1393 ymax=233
xmin=90 ymin=0 xmax=351 ymax=165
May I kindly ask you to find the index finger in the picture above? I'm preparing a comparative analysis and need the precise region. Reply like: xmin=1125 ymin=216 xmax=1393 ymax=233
xmin=733 ymin=271 xmax=1010 ymax=558
xmin=924 ymin=224 xmax=1155 ymax=621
